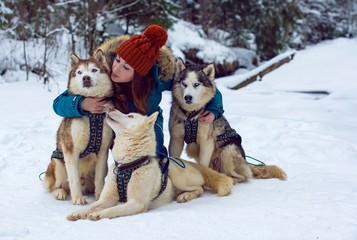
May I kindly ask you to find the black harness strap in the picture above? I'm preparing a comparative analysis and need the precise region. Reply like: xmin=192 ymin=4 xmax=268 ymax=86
xmin=215 ymin=117 xmax=246 ymax=159
xmin=51 ymin=113 xmax=106 ymax=160
xmin=113 ymin=156 xmax=169 ymax=203
xmin=181 ymin=107 xmax=204 ymax=144
xmin=184 ymin=118 xmax=198 ymax=144
xmin=153 ymin=157 xmax=169 ymax=201
xmin=114 ymin=156 xmax=150 ymax=203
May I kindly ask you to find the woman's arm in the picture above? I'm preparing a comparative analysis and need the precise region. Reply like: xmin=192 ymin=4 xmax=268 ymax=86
xmin=53 ymin=90 xmax=89 ymax=118
xmin=204 ymin=87 xmax=224 ymax=120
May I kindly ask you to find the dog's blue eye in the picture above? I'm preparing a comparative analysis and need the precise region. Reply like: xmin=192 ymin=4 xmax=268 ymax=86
xmin=193 ymin=83 xmax=200 ymax=88
xmin=92 ymin=69 xmax=98 ymax=73
xmin=182 ymin=82 xmax=187 ymax=88
xmin=77 ymin=70 xmax=82 ymax=74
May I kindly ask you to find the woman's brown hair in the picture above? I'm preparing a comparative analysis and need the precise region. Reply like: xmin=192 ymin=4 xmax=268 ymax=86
xmin=112 ymin=71 xmax=155 ymax=114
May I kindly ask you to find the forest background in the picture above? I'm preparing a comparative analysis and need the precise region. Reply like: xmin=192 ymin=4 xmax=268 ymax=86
xmin=0 ymin=0 xmax=356 ymax=83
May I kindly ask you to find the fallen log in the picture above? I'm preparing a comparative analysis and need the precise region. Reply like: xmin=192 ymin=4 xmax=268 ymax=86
xmin=218 ymin=50 xmax=296 ymax=90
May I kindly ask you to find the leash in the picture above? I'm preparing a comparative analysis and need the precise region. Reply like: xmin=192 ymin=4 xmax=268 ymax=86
xmin=38 ymin=171 xmax=46 ymax=181
xmin=167 ymin=156 xmax=186 ymax=168
xmin=246 ymin=155 xmax=266 ymax=166
xmin=156 ymin=151 xmax=186 ymax=168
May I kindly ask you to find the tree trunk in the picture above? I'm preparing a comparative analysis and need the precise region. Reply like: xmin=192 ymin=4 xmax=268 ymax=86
xmin=23 ymin=41 xmax=29 ymax=81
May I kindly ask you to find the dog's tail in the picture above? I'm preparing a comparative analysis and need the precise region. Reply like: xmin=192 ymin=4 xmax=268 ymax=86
xmin=43 ymin=160 xmax=56 ymax=191
xmin=250 ymin=165 xmax=287 ymax=180
xmin=190 ymin=162 xmax=233 ymax=196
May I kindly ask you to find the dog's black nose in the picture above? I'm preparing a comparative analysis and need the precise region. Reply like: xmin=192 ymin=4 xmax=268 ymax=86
xmin=82 ymin=76 xmax=92 ymax=88
xmin=184 ymin=95 xmax=192 ymax=102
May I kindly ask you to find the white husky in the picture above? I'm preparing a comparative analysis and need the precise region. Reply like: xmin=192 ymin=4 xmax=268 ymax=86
xmin=67 ymin=109 xmax=233 ymax=220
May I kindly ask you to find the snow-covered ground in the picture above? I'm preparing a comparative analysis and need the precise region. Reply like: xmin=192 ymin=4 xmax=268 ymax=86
xmin=0 ymin=37 xmax=356 ymax=240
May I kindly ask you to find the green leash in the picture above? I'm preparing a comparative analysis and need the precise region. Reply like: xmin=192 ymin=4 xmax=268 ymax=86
xmin=168 ymin=156 xmax=186 ymax=168
xmin=246 ymin=155 xmax=266 ymax=166
xmin=38 ymin=171 xmax=46 ymax=181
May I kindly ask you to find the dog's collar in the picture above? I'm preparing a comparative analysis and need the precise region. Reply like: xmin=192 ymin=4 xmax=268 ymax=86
xmin=179 ymin=106 xmax=204 ymax=119
xmin=114 ymin=155 xmax=150 ymax=172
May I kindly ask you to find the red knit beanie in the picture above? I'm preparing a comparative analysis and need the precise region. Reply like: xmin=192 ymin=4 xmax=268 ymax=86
xmin=116 ymin=24 xmax=168 ymax=76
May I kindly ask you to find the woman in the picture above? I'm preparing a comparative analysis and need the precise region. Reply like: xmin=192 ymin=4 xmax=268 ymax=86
xmin=53 ymin=24 xmax=224 ymax=157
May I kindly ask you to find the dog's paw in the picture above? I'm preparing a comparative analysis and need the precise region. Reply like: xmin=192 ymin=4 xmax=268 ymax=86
xmin=67 ymin=212 xmax=85 ymax=221
xmin=52 ymin=189 xmax=67 ymax=200
xmin=67 ymin=208 xmax=91 ymax=221
xmin=88 ymin=212 xmax=103 ymax=221
xmin=71 ymin=196 xmax=87 ymax=205
xmin=176 ymin=190 xmax=202 ymax=203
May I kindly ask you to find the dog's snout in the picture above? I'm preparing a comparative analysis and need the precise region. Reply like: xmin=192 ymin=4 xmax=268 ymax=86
xmin=184 ymin=95 xmax=192 ymax=102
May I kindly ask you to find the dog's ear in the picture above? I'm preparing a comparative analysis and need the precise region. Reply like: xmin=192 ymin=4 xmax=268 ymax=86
xmin=147 ymin=111 xmax=159 ymax=128
xmin=202 ymin=64 xmax=215 ymax=81
xmin=70 ymin=53 xmax=80 ymax=66
xmin=93 ymin=49 xmax=106 ymax=65
xmin=175 ymin=58 xmax=186 ymax=76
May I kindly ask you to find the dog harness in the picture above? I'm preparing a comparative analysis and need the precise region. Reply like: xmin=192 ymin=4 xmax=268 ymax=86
xmin=215 ymin=117 xmax=246 ymax=158
xmin=180 ymin=107 xmax=204 ymax=144
xmin=182 ymin=111 xmax=245 ymax=156
xmin=51 ymin=113 xmax=106 ymax=160
xmin=113 ymin=156 xmax=169 ymax=203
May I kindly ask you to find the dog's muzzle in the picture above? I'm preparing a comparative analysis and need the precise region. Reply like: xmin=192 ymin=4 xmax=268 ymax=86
xmin=83 ymin=75 xmax=92 ymax=88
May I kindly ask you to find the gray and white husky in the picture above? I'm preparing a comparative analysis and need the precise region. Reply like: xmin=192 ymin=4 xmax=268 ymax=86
xmin=169 ymin=59 xmax=287 ymax=184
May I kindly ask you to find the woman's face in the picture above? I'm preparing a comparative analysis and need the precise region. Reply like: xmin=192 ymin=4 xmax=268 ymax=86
xmin=111 ymin=55 xmax=135 ymax=83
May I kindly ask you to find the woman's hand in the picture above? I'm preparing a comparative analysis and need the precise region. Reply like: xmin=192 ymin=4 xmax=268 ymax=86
xmin=81 ymin=97 xmax=107 ymax=113
xmin=200 ymin=111 xmax=215 ymax=124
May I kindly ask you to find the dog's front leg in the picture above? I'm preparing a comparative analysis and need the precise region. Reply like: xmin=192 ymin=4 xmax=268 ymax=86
xmin=88 ymin=199 xmax=148 ymax=220
xmin=168 ymin=115 xmax=185 ymax=157
xmin=67 ymin=196 xmax=117 ymax=221
xmin=169 ymin=137 xmax=184 ymax=157
xmin=64 ymin=152 xmax=87 ymax=205
xmin=67 ymin=167 xmax=119 ymax=221
xmin=196 ymin=123 xmax=215 ymax=166
xmin=198 ymin=137 xmax=215 ymax=167
xmin=67 ymin=200 xmax=103 ymax=221
xmin=94 ymin=150 xmax=109 ymax=200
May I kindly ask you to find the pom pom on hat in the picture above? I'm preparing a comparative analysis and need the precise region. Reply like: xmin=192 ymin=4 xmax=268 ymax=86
xmin=116 ymin=24 xmax=168 ymax=76
xmin=143 ymin=24 xmax=168 ymax=48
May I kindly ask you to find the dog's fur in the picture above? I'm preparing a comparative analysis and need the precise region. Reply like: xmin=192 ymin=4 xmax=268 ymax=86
xmin=67 ymin=109 xmax=233 ymax=220
xmin=169 ymin=59 xmax=287 ymax=183
xmin=44 ymin=50 xmax=114 ymax=205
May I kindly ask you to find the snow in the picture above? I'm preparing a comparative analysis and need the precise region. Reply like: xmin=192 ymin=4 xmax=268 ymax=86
xmin=168 ymin=20 xmax=243 ymax=64
xmin=1 ymin=34 xmax=357 ymax=240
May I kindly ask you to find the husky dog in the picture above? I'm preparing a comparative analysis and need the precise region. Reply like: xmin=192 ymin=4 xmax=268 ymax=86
xmin=44 ymin=50 xmax=114 ymax=205
xmin=67 ymin=109 xmax=233 ymax=221
xmin=169 ymin=59 xmax=287 ymax=184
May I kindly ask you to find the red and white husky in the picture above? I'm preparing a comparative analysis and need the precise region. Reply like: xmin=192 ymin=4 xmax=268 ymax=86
xmin=44 ymin=50 xmax=113 ymax=205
